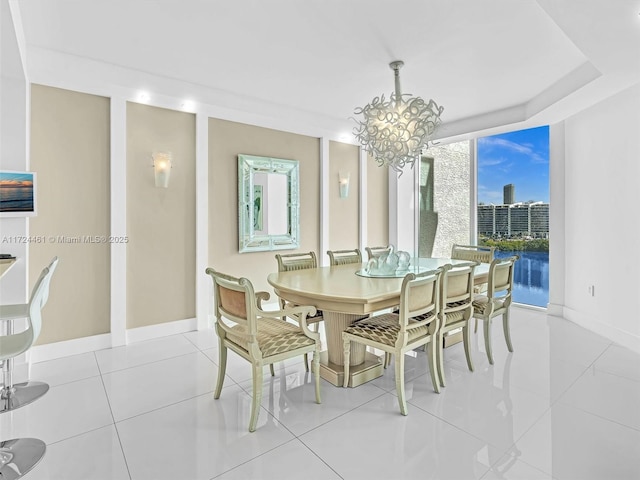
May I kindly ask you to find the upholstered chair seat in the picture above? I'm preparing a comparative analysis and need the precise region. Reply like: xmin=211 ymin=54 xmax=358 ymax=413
xmin=226 ymin=318 xmax=316 ymax=356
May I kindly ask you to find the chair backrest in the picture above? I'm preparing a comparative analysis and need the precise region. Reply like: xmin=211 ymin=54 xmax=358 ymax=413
xmin=206 ymin=267 xmax=257 ymax=336
xmin=487 ymin=255 xmax=519 ymax=301
xmin=28 ymin=256 xmax=59 ymax=343
xmin=397 ymin=269 xmax=442 ymax=336
xmin=275 ymin=251 xmax=317 ymax=272
xmin=365 ymin=246 xmax=390 ymax=261
xmin=451 ymin=244 xmax=495 ymax=264
xmin=440 ymin=262 xmax=477 ymax=314
xmin=327 ymin=248 xmax=362 ymax=266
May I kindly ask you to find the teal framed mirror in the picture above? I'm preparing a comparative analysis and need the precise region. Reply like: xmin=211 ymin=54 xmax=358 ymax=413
xmin=238 ymin=154 xmax=300 ymax=253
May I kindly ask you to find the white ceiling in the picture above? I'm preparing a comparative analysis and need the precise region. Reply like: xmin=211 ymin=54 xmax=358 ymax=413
xmin=12 ymin=0 xmax=640 ymax=139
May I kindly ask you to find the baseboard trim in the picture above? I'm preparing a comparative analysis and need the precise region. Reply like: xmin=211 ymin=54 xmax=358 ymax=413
xmin=563 ymin=306 xmax=640 ymax=354
xmin=29 ymin=318 xmax=200 ymax=364
xmin=546 ymin=303 xmax=564 ymax=317
xmin=30 ymin=333 xmax=112 ymax=363
xmin=126 ymin=317 xmax=197 ymax=344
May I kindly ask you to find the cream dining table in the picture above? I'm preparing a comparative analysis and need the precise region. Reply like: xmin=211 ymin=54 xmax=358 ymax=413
xmin=267 ymin=257 xmax=489 ymax=387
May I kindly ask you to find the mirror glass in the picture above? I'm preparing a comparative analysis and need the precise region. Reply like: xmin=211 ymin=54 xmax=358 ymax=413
xmin=238 ymin=154 xmax=300 ymax=253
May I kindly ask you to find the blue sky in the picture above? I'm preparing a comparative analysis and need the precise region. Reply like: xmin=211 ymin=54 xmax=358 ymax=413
xmin=477 ymin=125 xmax=549 ymax=204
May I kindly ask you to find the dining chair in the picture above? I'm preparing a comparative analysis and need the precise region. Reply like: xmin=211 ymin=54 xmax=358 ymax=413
xmin=365 ymin=246 xmax=390 ymax=261
xmin=205 ymin=268 xmax=321 ymax=432
xmin=451 ymin=244 xmax=496 ymax=264
xmin=436 ymin=261 xmax=477 ymax=387
xmin=274 ymin=252 xmax=324 ymax=371
xmin=451 ymin=244 xmax=496 ymax=332
xmin=472 ymin=255 xmax=519 ymax=364
xmin=1 ymin=257 xmax=59 ymax=479
xmin=327 ymin=248 xmax=362 ymax=266
xmin=342 ymin=268 xmax=443 ymax=415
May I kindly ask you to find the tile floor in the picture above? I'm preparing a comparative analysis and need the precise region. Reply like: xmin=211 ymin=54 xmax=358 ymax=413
xmin=2 ymin=306 xmax=639 ymax=479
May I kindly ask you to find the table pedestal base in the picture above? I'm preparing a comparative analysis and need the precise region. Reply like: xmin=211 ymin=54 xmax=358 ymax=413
xmin=316 ymin=351 xmax=383 ymax=387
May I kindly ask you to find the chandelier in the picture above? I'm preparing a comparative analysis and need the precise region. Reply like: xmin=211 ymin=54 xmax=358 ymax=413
xmin=353 ymin=61 xmax=444 ymax=174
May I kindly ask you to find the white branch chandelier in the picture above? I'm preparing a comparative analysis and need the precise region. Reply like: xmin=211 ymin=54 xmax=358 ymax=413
xmin=353 ymin=61 xmax=444 ymax=174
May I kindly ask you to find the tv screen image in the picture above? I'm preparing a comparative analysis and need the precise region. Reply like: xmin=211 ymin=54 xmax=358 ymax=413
xmin=0 ymin=171 xmax=37 ymax=216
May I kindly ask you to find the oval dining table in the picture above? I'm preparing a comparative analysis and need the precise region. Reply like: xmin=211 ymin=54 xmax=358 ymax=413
xmin=267 ymin=257 xmax=489 ymax=387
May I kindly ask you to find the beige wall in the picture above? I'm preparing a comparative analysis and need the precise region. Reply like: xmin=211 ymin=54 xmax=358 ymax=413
xmin=328 ymin=141 xmax=359 ymax=254
xmin=366 ymin=153 xmax=389 ymax=249
xmin=208 ymin=118 xmax=320 ymax=295
xmin=29 ymin=84 xmax=111 ymax=344
xmin=126 ymin=103 xmax=196 ymax=328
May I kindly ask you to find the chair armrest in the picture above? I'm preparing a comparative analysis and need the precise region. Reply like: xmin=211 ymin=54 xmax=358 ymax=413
xmin=259 ymin=305 xmax=319 ymax=339
xmin=255 ymin=291 xmax=271 ymax=309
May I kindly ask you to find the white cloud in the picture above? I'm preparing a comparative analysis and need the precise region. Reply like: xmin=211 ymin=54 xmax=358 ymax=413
xmin=479 ymin=137 xmax=547 ymax=164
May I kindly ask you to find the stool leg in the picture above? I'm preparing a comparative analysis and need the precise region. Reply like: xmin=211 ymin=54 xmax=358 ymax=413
xmin=1 ymin=358 xmax=49 ymax=414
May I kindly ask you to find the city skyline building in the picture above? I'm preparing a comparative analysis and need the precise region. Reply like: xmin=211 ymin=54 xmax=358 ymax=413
xmin=503 ymin=183 xmax=515 ymax=204
xmin=478 ymin=202 xmax=549 ymax=238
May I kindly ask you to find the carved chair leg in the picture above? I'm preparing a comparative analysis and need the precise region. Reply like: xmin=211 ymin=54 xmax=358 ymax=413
xmin=437 ymin=331 xmax=446 ymax=387
xmin=427 ymin=340 xmax=440 ymax=394
xmin=484 ymin=317 xmax=494 ymax=365
xmin=342 ymin=337 xmax=351 ymax=388
xmin=214 ymin=343 xmax=227 ymax=399
xmin=503 ymin=310 xmax=514 ymax=352
xmin=248 ymin=363 xmax=263 ymax=432
xmin=313 ymin=348 xmax=321 ymax=404
xmin=463 ymin=323 xmax=474 ymax=372
xmin=395 ymin=352 xmax=408 ymax=415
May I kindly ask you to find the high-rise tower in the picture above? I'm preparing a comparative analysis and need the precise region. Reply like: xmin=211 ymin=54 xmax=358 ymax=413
xmin=503 ymin=183 xmax=515 ymax=204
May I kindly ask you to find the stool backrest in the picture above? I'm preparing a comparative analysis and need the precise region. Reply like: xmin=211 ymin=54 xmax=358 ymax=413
xmin=29 ymin=256 xmax=59 ymax=341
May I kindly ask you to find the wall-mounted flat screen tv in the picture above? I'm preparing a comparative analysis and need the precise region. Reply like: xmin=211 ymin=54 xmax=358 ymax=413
xmin=0 ymin=171 xmax=37 ymax=217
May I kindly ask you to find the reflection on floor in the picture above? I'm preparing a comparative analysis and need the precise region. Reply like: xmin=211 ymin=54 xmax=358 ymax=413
xmin=2 ymin=306 xmax=639 ymax=480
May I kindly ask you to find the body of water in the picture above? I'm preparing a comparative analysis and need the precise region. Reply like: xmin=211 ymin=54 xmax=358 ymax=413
xmin=495 ymin=250 xmax=549 ymax=308
xmin=0 ymin=186 xmax=34 ymax=212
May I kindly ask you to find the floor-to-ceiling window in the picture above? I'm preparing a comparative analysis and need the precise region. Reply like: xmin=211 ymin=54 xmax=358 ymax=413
xmin=477 ymin=125 xmax=550 ymax=307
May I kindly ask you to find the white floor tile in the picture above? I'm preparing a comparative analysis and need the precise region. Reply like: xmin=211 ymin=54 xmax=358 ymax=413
xmin=480 ymin=454 xmax=554 ymax=480
xmin=542 ymin=319 xmax=611 ymax=368
xmin=4 ymin=307 xmax=636 ymax=480
xmin=29 ymin=352 xmax=100 ymax=388
xmin=558 ymin=367 xmax=640 ymax=431
xmin=26 ymin=425 xmax=130 ymax=480
xmin=407 ymin=362 xmax=551 ymax=451
xmin=513 ymin=403 xmax=640 ymax=479
xmin=300 ymin=393 xmax=498 ymax=480
xmin=449 ymin=338 xmax=587 ymax=403
xmin=0 ymin=376 xmax=113 ymax=445
xmin=215 ymin=438 xmax=341 ymax=479
xmin=237 ymin=366 xmax=386 ymax=436
xmin=202 ymin=346 xmax=303 ymax=385
xmin=592 ymin=344 xmax=640 ymax=383
xmin=95 ymin=334 xmax=198 ymax=374
xmin=117 ymin=387 xmax=294 ymax=480
xmin=183 ymin=328 xmax=219 ymax=351
xmin=102 ymin=351 xmax=220 ymax=421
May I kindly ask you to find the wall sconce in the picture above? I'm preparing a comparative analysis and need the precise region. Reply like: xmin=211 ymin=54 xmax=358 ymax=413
xmin=338 ymin=171 xmax=350 ymax=198
xmin=152 ymin=152 xmax=172 ymax=188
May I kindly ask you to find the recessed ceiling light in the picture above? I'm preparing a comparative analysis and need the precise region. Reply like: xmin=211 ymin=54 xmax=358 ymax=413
xmin=180 ymin=100 xmax=195 ymax=111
